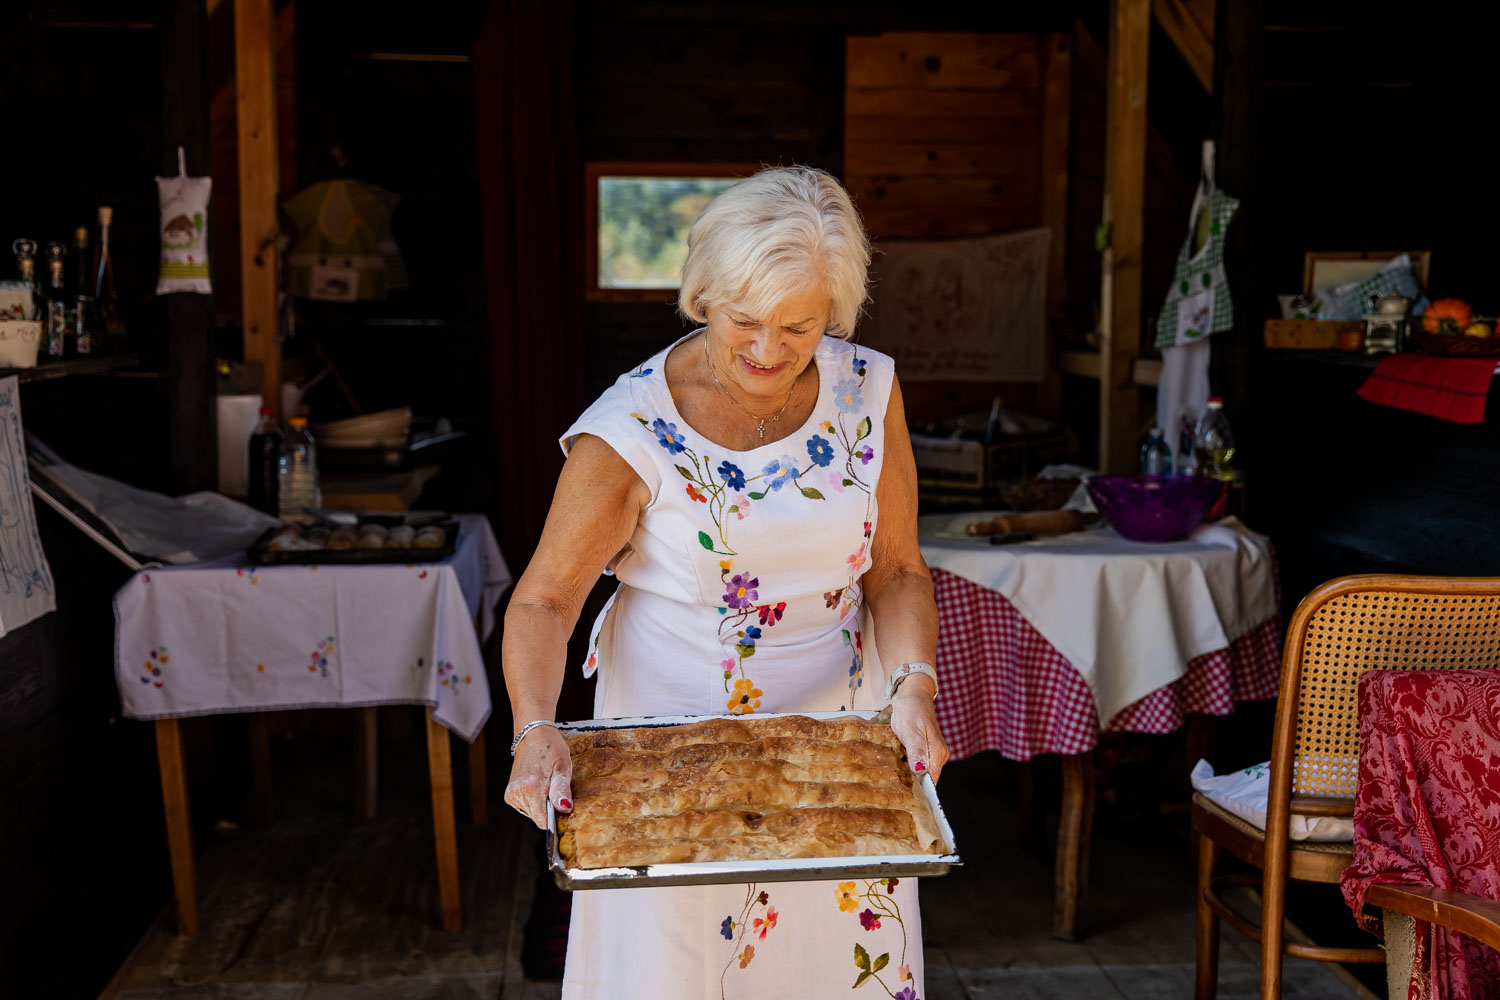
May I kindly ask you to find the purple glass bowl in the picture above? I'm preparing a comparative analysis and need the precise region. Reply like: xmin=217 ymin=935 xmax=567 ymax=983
xmin=1085 ymin=474 xmax=1225 ymax=543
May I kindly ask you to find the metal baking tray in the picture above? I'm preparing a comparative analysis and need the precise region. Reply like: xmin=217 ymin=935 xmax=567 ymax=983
xmin=546 ymin=710 xmax=962 ymax=890
xmin=246 ymin=520 xmax=458 ymax=565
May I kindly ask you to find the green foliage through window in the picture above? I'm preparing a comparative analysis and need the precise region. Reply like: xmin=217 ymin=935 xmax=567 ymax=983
xmin=598 ymin=176 xmax=739 ymax=289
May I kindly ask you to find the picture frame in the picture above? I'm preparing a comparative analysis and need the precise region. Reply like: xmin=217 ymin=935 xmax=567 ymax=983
xmin=584 ymin=162 xmax=762 ymax=302
xmin=1301 ymin=250 xmax=1431 ymax=296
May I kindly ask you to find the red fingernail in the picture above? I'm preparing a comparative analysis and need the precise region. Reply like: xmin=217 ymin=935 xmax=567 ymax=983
xmin=559 ymin=797 xmax=572 ymax=810
xmin=913 ymin=761 xmax=926 ymax=773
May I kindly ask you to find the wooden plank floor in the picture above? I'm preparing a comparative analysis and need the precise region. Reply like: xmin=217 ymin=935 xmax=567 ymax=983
xmin=103 ymin=728 xmax=1371 ymax=999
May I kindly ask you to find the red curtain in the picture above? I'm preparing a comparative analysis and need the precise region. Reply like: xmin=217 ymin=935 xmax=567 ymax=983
xmin=471 ymin=0 xmax=583 ymax=570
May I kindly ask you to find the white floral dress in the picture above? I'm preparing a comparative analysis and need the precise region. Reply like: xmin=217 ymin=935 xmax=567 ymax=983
xmin=556 ymin=332 xmax=924 ymax=1000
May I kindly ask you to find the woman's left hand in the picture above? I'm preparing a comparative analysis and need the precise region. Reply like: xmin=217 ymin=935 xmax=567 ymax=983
xmin=889 ymin=675 xmax=949 ymax=783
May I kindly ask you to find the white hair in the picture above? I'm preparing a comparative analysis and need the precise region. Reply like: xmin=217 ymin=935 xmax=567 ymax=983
xmin=677 ymin=166 xmax=871 ymax=339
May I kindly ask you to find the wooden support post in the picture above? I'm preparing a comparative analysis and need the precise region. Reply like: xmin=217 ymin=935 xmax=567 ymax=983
xmin=1053 ymin=751 xmax=1096 ymax=941
xmin=234 ymin=0 xmax=280 ymax=415
xmin=154 ymin=718 xmax=199 ymax=937
xmin=1099 ymin=0 xmax=1149 ymax=474
xmin=1194 ymin=830 xmax=1221 ymax=1000
xmin=247 ymin=712 xmax=275 ymax=827
xmin=426 ymin=707 xmax=463 ymax=932
xmin=1036 ymin=31 xmax=1072 ymax=422
xmin=468 ymin=728 xmax=489 ymax=828
xmin=352 ymin=706 xmax=379 ymax=820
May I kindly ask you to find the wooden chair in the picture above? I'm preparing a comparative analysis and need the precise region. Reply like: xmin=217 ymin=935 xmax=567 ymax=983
xmin=1193 ymin=574 xmax=1500 ymax=999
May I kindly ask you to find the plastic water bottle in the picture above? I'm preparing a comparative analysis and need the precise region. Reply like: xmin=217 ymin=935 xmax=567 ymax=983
xmin=1192 ymin=398 xmax=1236 ymax=481
xmin=278 ymin=416 xmax=322 ymax=522
xmin=1139 ymin=427 xmax=1173 ymax=475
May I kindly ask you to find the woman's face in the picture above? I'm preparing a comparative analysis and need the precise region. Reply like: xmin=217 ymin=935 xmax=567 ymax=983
xmin=703 ymin=285 xmax=829 ymax=402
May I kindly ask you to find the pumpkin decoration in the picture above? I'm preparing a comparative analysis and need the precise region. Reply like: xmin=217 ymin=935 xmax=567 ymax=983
xmin=1421 ymin=298 xmax=1474 ymax=334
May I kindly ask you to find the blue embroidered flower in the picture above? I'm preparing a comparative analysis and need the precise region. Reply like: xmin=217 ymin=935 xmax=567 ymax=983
xmin=744 ymin=625 xmax=763 ymax=644
xmin=832 ymin=379 xmax=864 ymax=413
xmin=806 ymin=434 xmax=835 ymax=468
xmin=853 ymin=354 xmax=868 ymax=376
xmin=717 ymin=460 xmax=747 ymax=490
xmin=651 ymin=418 xmax=686 ymax=454
xmin=629 ymin=366 xmax=654 ymax=378
xmin=761 ymin=456 xmax=801 ymax=491
xmin=720 ymin=915 xmax=734 ymax=940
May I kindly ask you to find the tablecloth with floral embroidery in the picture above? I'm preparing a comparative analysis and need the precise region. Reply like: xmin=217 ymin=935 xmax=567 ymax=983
xmin=1341 ymin=669 xmax=1500 ymax=1000
xmin=112 ymin=514 xmax=511 ymax=741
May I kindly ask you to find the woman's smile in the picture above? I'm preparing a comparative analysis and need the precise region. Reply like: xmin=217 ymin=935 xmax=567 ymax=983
xmin=737 ymin=355 xmax=790 ymax=378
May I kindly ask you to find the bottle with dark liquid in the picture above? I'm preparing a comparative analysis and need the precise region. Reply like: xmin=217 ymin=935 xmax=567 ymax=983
xmin=41 ymin=242 xmax=67 ymax=361
xmin=247 ymin=407 xmax=283 ymax=516
xmin=72 ymin=226 xmax=97 ymax=356
xmin=9 ymin=239 xmax=38 ymax=321
xmin=92 ymin=206 xmax=126 ymax=351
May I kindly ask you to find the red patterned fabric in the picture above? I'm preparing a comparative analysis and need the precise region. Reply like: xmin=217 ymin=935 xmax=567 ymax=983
xmin=1356 ymin=354 xmax=1497 ymax=425
xmin=1341 ymin=669 xmax=1500 ymax=1000
xmin=930 ymin=567 xmax=1282 ymax=762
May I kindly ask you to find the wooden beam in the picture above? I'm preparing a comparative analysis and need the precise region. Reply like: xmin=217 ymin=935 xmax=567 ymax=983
xmin=1035 ymin=32 xmax=1071 ymax=422
xmin=1153 ymin=0 xmax=1214 ymax=92
xmin=1099 ymin=0 xmax=1150 ymax=474
xmin=235 ymin=0 xmax=280 ymax=416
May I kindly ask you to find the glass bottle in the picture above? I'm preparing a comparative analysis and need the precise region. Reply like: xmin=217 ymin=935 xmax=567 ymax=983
xmin=1192 ymin=398 xmax=1236 ymax=482
xmin=92 ymin=206 xmax=126 ymax=350
xmin=41 ymin=243 xmax=67 ymax=362
xmin=73 ymin=226 xmax=97 ymax=356
xmin=1139 ymin=427 xmax=1174 ymax=476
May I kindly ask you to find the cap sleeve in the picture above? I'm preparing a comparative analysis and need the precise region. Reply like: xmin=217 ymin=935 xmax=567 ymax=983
xmin=558 ymin=375 xmax=664 ymax=506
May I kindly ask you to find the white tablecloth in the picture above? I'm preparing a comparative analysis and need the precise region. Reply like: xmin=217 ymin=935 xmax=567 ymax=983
xmin=919 ymin=515 xmax=1277 ymax=724
xmin=113 ymin=514 xmax=512 ymax=741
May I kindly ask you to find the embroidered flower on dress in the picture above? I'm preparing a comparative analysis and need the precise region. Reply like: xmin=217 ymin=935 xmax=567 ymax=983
xmin=756 ymin=602 xmax=785 ymax=626
xmin=719 ymin=559 xmax=733 ymax=572
xmin=720 ymin=915 xmax=734 ymax=940
xmin=720 ymin=657 xmax=736 ymax=679
xmin=827 ymin=471 xmax=847 ymax=493
xmin=717 ymin=460 xmax=747 ymax=490
xmin=651 ymin=418 xmax=686 ymax=454
xmin=757 ymin=890 xmax=769 ymax=905
xmin=739 ymin=624 xmax=762 ymax=649
xmin=832 ymin=378 xmax=864 ymax=413
xmin=806 ymin=434 xmax=835 ymax=468
xmin=898 ymin=964 xmax=912 ymax=981
xmin=730 ymin=494 xmax=751 ymax=519
xmin=630 ymin=367 xmax=654 ymax=379
xmin=686 ymin=484 xmax=708 ymax=503
xmin=724 ymin=573 xmax=760 ymax=610
xmin=738 ymin=944 xmax=755 ymax=969
xmin=859 ymin=445 xmax=875 ymax=465
xmin=728 ymin=678 xmax=763 ymax=714
xmin=894 ymin=988 xmax=918 ymax=1000
xmin=761 ymin=456 xmax=801 ymax=491
xmin=860 ymin=908 xmax=881 ymax=931
xmin=824 ymin=590 xmax=842 ymax=609
xmin=821 ymin=420 xmax=835 ymax=433
xmin=753 ymin=906 xmax=778 ymax=939
xmin=853 ymin=355 xmax=869 ymax=376
xmin=836 ymin=881 xmax=859 ymax=913
xmin=886 ymin=877 xmax=899 ymax=893
xmin=847 ymin=543 xmax=867 ymax=573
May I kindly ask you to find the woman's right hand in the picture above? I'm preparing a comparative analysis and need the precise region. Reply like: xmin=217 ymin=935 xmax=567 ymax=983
xmin=504 ymin=726 xmax=574 ymax=830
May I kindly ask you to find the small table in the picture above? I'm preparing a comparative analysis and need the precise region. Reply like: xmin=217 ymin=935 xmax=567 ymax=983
xmin=113 ymin=514 xmax=512 ymax=935
xmin=1342 ymin=669 xmax=1500 ymax=997
xmin=919 ymin=514 xmax=1281 ymax=938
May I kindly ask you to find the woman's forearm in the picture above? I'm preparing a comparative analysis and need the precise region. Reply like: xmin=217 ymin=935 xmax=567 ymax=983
xmin=864 ymin=566 xmax=938 ymax=675
xmin=501 ymin=600 xmax=575 ymax=729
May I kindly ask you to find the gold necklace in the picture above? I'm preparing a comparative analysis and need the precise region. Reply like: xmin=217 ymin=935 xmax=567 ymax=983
xmin=703 ymin=335 xmax=797 ymax=440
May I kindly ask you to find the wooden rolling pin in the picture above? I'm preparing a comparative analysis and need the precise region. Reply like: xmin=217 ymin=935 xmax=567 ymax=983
xmin=965 ymin=510 xmax=1098 ymax=537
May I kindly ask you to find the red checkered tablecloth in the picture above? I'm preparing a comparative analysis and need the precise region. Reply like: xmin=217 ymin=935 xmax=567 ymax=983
xmin=932 ymin=567 xmax=1282 ymax=761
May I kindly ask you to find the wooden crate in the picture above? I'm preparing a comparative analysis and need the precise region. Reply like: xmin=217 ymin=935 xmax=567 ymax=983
xmin=1262 ymin=319 xmax=1347 ymax=350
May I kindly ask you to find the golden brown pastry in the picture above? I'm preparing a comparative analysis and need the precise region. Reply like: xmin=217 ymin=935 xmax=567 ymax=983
xmin=557 ymin=715 xmax=942 ymax=869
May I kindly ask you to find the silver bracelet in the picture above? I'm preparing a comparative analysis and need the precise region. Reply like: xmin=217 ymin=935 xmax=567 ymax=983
xmin=884 ymin=661 xmax=938 ymax=703
xmin=509 ymin=719 xmax=559 ymax=756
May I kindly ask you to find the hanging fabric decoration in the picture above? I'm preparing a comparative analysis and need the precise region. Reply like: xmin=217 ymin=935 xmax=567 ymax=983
xmin=282 ymin=179 xmax=403 ymax=302
xmin=1155 ymin=141 xmax=1239 ymax=349
xmin=154 ymin=146 xmax=212 ymax=295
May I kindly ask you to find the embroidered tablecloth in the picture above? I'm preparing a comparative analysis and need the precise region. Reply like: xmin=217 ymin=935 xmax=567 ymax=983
xmin=1341 ymin=669 xmax=1500 ymax=1000
xmin=113 ymin=514 xmax=512 ymax=741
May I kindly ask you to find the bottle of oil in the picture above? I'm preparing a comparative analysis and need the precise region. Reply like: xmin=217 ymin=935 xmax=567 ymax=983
xmin=1192 ymin=398 xmax=1236 ymax=481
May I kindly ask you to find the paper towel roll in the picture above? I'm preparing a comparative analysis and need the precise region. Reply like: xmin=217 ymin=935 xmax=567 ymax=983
xmin=217 ymin=394 xmax=263 ymax=499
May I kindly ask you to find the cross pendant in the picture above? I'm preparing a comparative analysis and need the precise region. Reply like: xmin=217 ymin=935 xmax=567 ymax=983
xmin=757 ymin=422 xmax=766 ymax=440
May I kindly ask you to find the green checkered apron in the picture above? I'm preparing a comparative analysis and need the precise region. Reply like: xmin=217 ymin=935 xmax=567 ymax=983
xmin=1155 ymin=185 xmax=1239 ymax=349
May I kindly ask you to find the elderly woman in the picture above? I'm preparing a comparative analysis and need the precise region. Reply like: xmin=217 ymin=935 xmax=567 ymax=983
xmin=503 ymin=166 xmax=948 ymax=999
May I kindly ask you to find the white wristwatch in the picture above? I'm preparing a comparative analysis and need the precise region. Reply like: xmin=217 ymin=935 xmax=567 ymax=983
xmin=884 ymin=661 xmax=938 ymax=702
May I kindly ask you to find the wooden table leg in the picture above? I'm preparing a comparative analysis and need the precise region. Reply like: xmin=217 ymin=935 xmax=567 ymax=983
xmin=425 ymin=707 xmax=462 ymax=931
xmin=468 ymin=727 xmax=489 ymax=828
xmin=1053 ymin=751 xmax=1096 ymax=941
xmin=352 ymin=706 xmax=379 ymax=820
xmin=154 ymin=718 xmax=199 ymax=937
xmin=1015 ymin=757 xmax=1045 ymax=853
xmin=247 ymin=712 xmax=275 ymax=827
xmin=1184 ymin=712 xmax=1217 ymax=870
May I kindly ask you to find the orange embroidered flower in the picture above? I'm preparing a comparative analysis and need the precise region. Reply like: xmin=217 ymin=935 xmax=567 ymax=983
xmin=686 ymin=484 xmax=707 ymax=503
xmin=753 ymin=906 xmax=778 ymax=939
xmin=821 ymin=420 xmax=834 ymax=433
xmin=836 ymin=881 xmax=859 ymax=913
xmin=898 ymin=964 xmax=912 ymax=981
xmin=738 ymin=944 xmax=755 ymax=968
xmin=719 ymin=559 xmax=733 ymax=572
xmin=728 ymin=678 xmax=762 ymax=715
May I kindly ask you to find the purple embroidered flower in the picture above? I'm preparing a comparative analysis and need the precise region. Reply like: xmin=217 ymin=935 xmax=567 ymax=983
xmin=651 ymin=418 xmax=686 ymax=454
xmin=717 ymin=460 xmax=747 ymax=490
xmin=720 ymin=915 xmax=734 ymax=940
xmin=761 ymin=456 xmax=801 ymax=491
xmin=832 ymin=378 xmax=864 ymax=413
xmin=859 ymin=445 xmax=875 ymax=465
xmin=806 ymin=434 xmax=835 ymax=468
xmin=894 ymin=988 xmax=918 ymax=1000
xmin=859 ymin=908 xmax=881 ymax=931
xmin=724 ymin=573 xmax=760 ymax=609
